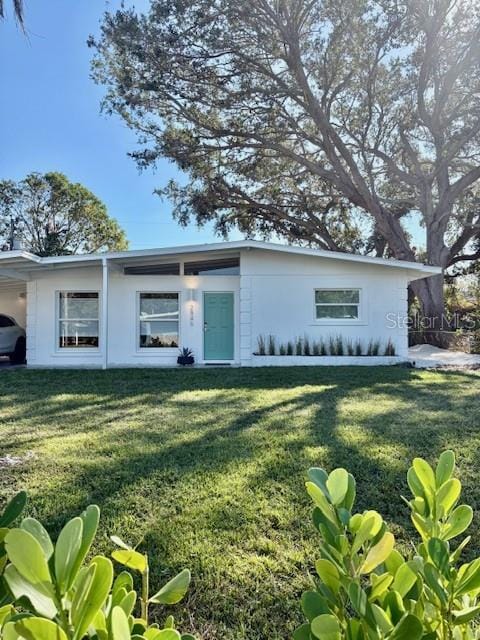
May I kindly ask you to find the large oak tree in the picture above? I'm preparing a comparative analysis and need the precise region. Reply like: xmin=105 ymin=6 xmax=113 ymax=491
xmin=0 ymin=0 xmax=24 ymax=28
xmin=90 ymin=0 xmax=480 ymax=323
xmin=0 ymin=172 xmax=128 ymax=256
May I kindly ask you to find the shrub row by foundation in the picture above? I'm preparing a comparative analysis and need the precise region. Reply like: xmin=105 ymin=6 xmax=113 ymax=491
xmin=255 ymin=335 xmax=396 ymax=357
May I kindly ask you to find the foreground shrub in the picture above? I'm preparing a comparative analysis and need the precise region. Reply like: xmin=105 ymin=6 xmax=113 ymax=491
xmin=0 ymin=502 xmax=194 ymax=639
xmin=297 ymin=451 xmax=479 ymax=639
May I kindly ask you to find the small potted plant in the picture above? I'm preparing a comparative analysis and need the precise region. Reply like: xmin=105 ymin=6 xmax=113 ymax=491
xmin=177 ymin=346 xmax=195 ymax=366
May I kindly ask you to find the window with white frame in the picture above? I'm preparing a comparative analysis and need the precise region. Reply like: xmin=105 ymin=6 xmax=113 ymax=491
xmin=315 ymin=289 xmax=360 ymax=320
xmin=58 ymin=292 xmax=99 ymax=348
xmin=139 ymin=293 xmax=179 ymax=348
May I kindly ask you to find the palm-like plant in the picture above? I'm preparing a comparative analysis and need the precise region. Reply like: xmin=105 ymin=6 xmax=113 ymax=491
xmin=0 ymin=0 xmax=24 ymax=29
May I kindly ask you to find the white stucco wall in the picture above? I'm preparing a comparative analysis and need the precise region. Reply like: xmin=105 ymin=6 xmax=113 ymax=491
xmin=26 ymin=267 xmax=103 ymax=367
xmin=239 ymin=248 xmax=409 ymax=366
xmin=0 ymin=284 xmax=27 ymax=328
xmin=107 ymin=272 xmax=240 ymax=366
xmin=24 ymin=248 xmax=412 ymax=368
xmin=26 ymin=265 xmax=240 ymax=367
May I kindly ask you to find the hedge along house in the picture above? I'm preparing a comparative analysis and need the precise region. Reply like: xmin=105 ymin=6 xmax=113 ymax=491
xmin=0 ymin=240 xmax=440 ymax=368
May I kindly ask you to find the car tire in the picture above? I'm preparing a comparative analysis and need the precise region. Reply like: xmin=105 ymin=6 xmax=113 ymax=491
xmin=10 ymin=337 xmax=26 ymax=365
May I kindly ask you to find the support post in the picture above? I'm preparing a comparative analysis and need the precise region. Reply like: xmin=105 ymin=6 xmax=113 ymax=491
xmin=102 ymin=258 xmax=109 ymax=370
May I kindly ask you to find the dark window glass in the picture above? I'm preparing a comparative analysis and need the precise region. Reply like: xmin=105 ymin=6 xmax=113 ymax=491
xmin=184 ymin=258 xmax=240 ymax=275
xmin=0 ymin=315 xmax=14 ymax=327
xmin=124 ymin=263 xmax=180 ymax=275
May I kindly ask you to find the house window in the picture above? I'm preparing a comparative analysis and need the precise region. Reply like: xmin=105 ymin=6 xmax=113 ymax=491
xmin=58 ymin=292 xmax=99 ymax=348
xmin=315 ymin=289 xmax=360 ymax=320
xmin=139 ymin=293 xmax=179 ymax=348
xmin=184 ymin=258 xmax=240 ymax=275
xmin=124 ymin=263 xmax=180 ymax=275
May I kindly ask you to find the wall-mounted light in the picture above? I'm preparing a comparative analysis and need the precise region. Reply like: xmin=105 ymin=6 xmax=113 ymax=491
xmin=188 ymin=288 xmax=197 ymax=326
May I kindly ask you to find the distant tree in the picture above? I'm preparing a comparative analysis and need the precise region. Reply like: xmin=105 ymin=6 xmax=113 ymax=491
xmin=0 ymin=172 xmax=128 ymax=256
xmin=90 ymin=0 xmax=480 ymax=326
xmin=0 ymin=0 xmax=24 ymax=29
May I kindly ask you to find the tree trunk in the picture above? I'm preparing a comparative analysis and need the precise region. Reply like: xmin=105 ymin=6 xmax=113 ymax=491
xmin=410 ymin=273 xmax=450 ymax=347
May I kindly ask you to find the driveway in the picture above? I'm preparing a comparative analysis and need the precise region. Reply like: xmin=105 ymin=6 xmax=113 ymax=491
xmin=409 ymin=344 xmax=480 ymax=368
xmin=0 ymin=357 xmax=25 ymax=370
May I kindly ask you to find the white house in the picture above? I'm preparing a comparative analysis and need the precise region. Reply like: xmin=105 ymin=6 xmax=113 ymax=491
xmin=0 ymin=240 xmax=440 ymax=368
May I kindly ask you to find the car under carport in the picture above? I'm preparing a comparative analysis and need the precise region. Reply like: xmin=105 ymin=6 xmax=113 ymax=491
xmin=0 ymin=253 xmax=29 ymax=365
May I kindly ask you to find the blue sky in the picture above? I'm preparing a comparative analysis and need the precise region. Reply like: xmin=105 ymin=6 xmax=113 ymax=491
xmin=0 ymin=0 xmax=224 ymax=249
xmin=0 ymin=1 xmax=423 ymax=252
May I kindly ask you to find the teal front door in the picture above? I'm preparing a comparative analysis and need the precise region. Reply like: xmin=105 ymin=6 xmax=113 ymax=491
xmin=203 ymin=292 xmax=234 ymax=360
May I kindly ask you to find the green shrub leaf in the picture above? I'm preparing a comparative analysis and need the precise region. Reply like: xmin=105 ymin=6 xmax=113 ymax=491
xmin=5 ymin=529 xmax=52 ymax=586
xmin=310 ymin=613 xmax=341 ymax=640
xmin=326 ymin=469 xmax=349 ymax=506
xmin=360 ymin=532 xmax=395 ymax=574
xmin=370 ymin=603 xmax=393 ymax=634
xmin=301 ymin=592 xmax=329 ymax=621
xmin=54 ymin=517 xmax=83 ymax=593
xmin=412 ymin=458 xmax=436 ymax=493
xmin=293 ymin=623 xmax=311 ymax=640
xmin=315 ymin=559 xmax=340 ymax=593
xmin=452 ymin=605 xmax=480 ymax=625
xmin=155 ymin=631 xmax=182 ymax=640
xmin=3 ymin=565 xmax=57 ymax=619
xmin=392 ymin=562 xmax=418 ymax=597
xmin=436 ymin=478 xmax=461 ymax=516
xmin=427 ymin=538 xmax=449 ymax=576
xmin=307 ymin=469 xmax=329 ymax=496
xmin=344 ymin=474 xmax=356 ymax=511
xmin=369 ymin=572 xmax=393 ymax=601
xmin=20 ymin=519 xmax=54 ymax=561
xmin=149 ymin=569 xmax=191 ymax=605
xmin=71 ymin=505 xmax=100 ymax=579
xmin=407 ymin=468 xmax=425 ymax=499
xmin=110 ymin=535 xmax=132 ymax=551
xmin=12 ymin=617 xmax=68 ymax=640
xmin=305 ymin=483 xmax=336 ymax=524
xmin=112 ymin=549 xmax=147 ymax=573
xmin=0 ymin=492 xmax=27 ymax=528
xmin=442 ymin=505 xmax=473 ymax=540
xmin=424 ymin=564 xmax=448 ymax=605
xmin=435 ymin=450 xmax=455 ymax=487
xmin=455 ymin=558 xmax=480 ymax=595
xmin=71 ymin=556 xmax=113 ymax=640
xmin=388 ymin=613 xmax=423 ymax=640
xmin=111 ymin=606 xmax=131 ymax=640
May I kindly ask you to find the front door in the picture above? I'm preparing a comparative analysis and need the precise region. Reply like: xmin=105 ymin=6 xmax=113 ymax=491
xmin=203 ymin=292 xmax=234 ymax=360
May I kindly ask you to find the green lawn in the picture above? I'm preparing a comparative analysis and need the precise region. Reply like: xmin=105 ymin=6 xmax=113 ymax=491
xmin=1 ymin=366 xmax=479 ymax=639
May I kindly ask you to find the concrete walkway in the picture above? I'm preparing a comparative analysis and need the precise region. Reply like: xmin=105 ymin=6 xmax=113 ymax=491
xmin=409 ymin=344 xmax=480 ymax=369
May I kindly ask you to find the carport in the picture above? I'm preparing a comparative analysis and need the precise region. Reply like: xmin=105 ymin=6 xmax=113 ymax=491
xmin=0 ymin=251 xmax=39 ymax=365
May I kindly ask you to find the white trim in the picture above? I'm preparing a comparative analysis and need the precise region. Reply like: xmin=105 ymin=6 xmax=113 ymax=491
xmin=251 ymin=355 xmax=405 ymax=367
xmin=0 ymin=241 xmax=442 ymax=278
xmin=0 ymin=268 xmax=31 ymax=281
xmin=102 ymin=258 xmax=109 ymax=370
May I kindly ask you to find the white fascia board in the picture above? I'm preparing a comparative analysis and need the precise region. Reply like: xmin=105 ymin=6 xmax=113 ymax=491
xmin=8 ymin=240 xmax=442 ymax=278
xmin=0 ymin=267 xmax=31 ymax=281
xmin=0 ymin=250 xmax=42 ymax=264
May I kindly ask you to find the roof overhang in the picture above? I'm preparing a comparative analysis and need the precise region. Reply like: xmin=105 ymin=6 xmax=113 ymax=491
xmin=0 ymin=241 xmax=442 ymax=284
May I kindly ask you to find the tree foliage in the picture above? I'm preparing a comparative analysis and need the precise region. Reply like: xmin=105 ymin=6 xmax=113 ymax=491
xmin=90 ymin=0 xmax=480 ymax=318
xmin=0 ymin=172 xmax=128 ymax=256
xmin=0 ymin=0 xmax=24 ymax=29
